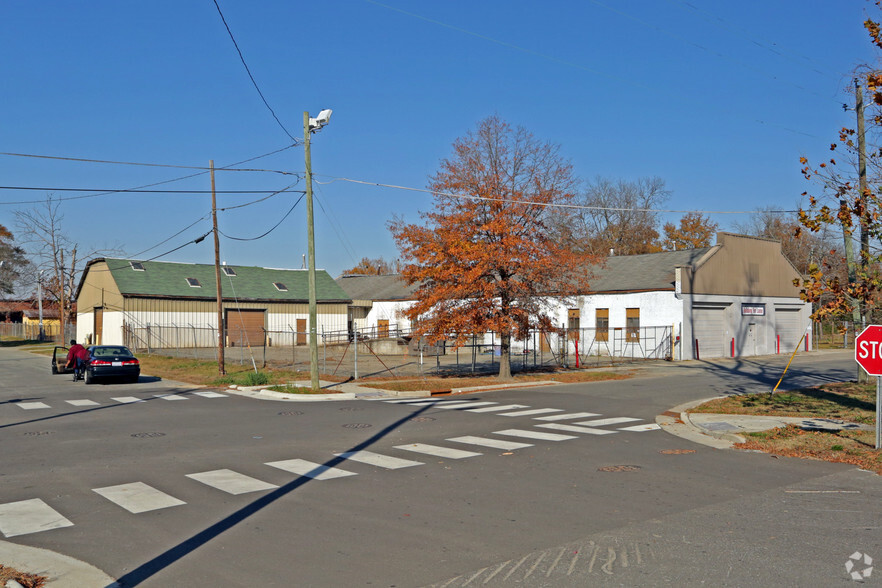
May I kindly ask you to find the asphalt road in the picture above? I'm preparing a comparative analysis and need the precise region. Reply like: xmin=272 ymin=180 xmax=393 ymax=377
xmin=0 ymin=347 xmax=879 ymax=587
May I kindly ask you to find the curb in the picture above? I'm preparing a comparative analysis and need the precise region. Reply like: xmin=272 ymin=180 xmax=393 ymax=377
xmin=655 ymin=396 xmax=743 ymax=449
xmin=0 ymin=540 xmax=117 ymax=588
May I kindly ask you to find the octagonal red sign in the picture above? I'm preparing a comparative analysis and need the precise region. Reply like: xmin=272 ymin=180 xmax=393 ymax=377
xmin=855 ymin=325 xmax=882 ymax=376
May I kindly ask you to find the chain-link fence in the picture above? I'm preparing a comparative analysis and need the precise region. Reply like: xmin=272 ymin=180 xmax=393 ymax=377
xmin=813 ymin=320 xmax=857 ymax=349
xmin=0 ymin=322 xmax=74 ymax=343
xmin=123 ymin=323 xmax=674 ymax=379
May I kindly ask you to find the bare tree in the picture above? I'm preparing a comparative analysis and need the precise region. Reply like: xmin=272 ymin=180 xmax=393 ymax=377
xmin=574 ymin=176 xmax=670 ymax=255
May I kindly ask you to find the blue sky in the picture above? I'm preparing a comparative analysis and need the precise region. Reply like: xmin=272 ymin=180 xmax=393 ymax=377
xmin=0 ymin=1 xmax=874 ymax=278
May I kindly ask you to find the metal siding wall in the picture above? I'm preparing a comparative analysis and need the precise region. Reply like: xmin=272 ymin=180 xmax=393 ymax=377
xmin=775 ymin=308 xmax=803 ymax=352
xmin=693 ymin=306 xmax=726 ymax=358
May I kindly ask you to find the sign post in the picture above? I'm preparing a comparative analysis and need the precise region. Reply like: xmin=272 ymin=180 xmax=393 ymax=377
xmin=854 ymin=325 xmax=882 ymax=449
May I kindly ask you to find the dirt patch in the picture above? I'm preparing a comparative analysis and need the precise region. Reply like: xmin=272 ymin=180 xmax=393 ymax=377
xmin=357 ymin=369 xmax=630 ymax=392
xmin=736 ymin=425 xmax=882 ymax=474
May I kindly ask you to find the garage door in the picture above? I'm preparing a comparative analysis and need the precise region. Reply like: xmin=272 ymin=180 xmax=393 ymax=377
xmin=775 ymin=307 xmax=803 ymax=353
xmin=226 ymin=309 xmax=266 ymax=347
xmin=692 ymin=305 xmax=727 ymax=359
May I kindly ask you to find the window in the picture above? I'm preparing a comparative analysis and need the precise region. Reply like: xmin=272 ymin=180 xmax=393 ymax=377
xmin=626 ymin=308 xmax=640 ymax=342
xmin=273 ymin=282 xmax=288 ymax=292
xmin=130 ymin=261 xmax=145 ymax=271
xmin=222 ymin=266 xmax=236 ymax=277
xmin=185 ymin=277 xmax=201 ymax=288
xmin=567 ymin=309 xmax=580 ymax=341
xmin=596 ymin=308 xmax=609 ymax=342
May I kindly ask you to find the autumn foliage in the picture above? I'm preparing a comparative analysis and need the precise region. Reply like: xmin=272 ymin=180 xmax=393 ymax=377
xmin=662 ymin=212 xmax=718 ymax=251
xmin=390 ymin=116 xmax=594 ymax=379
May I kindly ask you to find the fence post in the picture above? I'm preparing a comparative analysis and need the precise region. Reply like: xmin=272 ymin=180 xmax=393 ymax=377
xmin=354 ymin=328 xmax=359 ymax=380
xmin=471 ymin=334 xmax=476 ymax=374
xmin=262 ymin=328 xmax=267 ymax=368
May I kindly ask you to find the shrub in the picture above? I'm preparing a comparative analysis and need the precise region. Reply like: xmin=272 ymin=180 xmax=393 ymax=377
xmin=243 ymin=371 xmax=270 ymax=386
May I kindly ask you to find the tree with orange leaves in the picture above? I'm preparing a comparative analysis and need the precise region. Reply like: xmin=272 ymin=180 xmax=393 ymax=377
xmin=390 ymin=116 xmax=593 ymax=379
xmin=662 ymin=212 xmax=718 ymax=251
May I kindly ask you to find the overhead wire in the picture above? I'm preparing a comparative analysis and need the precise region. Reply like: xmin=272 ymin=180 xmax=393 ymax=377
xmin=313 ymin=185 xmax=359 ymax=265
xmin=218 ymin=193 xmax=305 ymax=241
xmin=211 ymin=0 xmax=298 ymax=144
xmin=313 ymin=174 xmax=800 ymax=215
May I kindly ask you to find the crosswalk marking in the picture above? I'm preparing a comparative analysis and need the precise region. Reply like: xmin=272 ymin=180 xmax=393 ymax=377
xmin=92 ymin=482 xmax=185 ymax=514
xmin=155 ymin=394 xmax=188 ymax=401
xmin=618 ymin=423 xmax=661 ymax=432
xmin=0 ymin=498 xmax=74 ymax=538
xmin=383 ymin=398 xmax=434 ymax=404
xmin=66 ymin=399 xmax=99 ymax=406
xmin=575 ymin=417 xmax=641 ymax=427
xmin=265 ymin=459 xmax=357 ymax=480
xmin=432 ymin=401 xmax=489 ymax=409
xmin=111 ymin=396 xmax=144 ymax=404
xmin=498 ymin=408 xmax=564 ymax=417
xmin=447 ymin=436 xmax=533 ymax=450
xmin=194 ymin=391 xmax=227 ymax=398
xmin=493 ymin=429 xmax=577 ymax=441
xmin=533 ymin=412 xmax=601 ymax=421
xmin=466 ymin=404 xmax=530 ymax=413
xmin=399 ymin=399 xmax=453 ymax=406
xmin=334 ymin=450 xmax=424 ymax=469
xmin=393 ymin=443 xmax=482 ymax=459
xmin=536 ymin=423 xmax=617 ymax=435
xmin=186 ymin=469 xmax=278 ymax=494
xmin=17 ymin=402 xmax=49 ymax=410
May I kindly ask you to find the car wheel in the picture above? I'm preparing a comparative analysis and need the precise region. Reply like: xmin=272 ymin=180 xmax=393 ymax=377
xmin=84 ymin=370 xmax=94 ymax=385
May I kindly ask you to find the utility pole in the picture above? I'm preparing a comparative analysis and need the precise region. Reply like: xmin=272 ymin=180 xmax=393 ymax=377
xmin=857 ymin=79 xmax=869 ymax=271
xmin=211 ymin=160 xmax=225 ymax=375
xmin=37 ymin=270 xmax=44 ymax=342
xmin=304 ymin=112 xmax=320 ymax=391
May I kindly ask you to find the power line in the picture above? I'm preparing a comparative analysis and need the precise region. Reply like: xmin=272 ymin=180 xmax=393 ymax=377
xmin=313 ymin=175 xmax=799 ymax=215
xmin=0 ymin=186 xmax=304 ymax=194
xmin=211 ymin=0 xmax=297 ymax=143
xmin=218 ymin=193 xmax=304 ymax=241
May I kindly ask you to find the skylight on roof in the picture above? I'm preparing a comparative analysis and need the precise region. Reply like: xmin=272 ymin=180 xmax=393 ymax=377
xmin=186 ymin=277 xmax=202 ymax=288
xmin=222 ymin=266 xmax=237 ymax=276
xmin=130 ymin=261 xmax=145 ymax=271
xmin=273 ymin=282 xmax=288 ymax=292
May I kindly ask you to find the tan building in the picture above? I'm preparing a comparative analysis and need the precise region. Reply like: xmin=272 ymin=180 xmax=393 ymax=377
xmin=74 ymin=258 xmax=351 ymax=349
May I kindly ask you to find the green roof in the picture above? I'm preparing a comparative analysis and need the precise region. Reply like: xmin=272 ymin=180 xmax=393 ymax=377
xmin=97 ymin=258 xmax=351 ymax=303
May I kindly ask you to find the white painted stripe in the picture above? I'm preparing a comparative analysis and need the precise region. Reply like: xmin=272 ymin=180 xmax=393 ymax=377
xmin=383 ymin=398 xmax=433 ymax=404
xmin=17 ymin=402 xmax=49 ymax=410
xmin=194 ymin=391 xmax=227 ymax=398
xmin=447 ymin=436 xmax=533 ymax=450
xmin=155 ymin=394 xmax=188 ymax=401
xmin=111 ymin=397 xmax=145 ymax=404
xmin=575 ymin=417 xmax=642 ymax=427
xmin=466 ymin=404 xmax=530 ymax=413
xmin=92 ymin=482 xmax=186 ymax=514
xmin=186 ymin=469 xmax=278 ymax=494
xmin=0 ymin=499 xmax=74 ymax=538
xmin=618 ymin=423 xmax=662 ymax=432
xmin=498 ymin=408 xmax=564 ymax=417
xmin=493 ymin=429 xmax=577 ymax=441
xmin=393 ymin=443 xmax=482 ymax=459
xmin=432 ymin=401 xmax=488 ymax=409
xmin=265 ymin=459 xmax=357 ymax=480
xmin=66 ymin=399 xmax=99 ymax=406
xmin=536 ymin=423 xmax=617 ymax=435
xmin=533 ymin=412 xmax=601 ymax=421
xmin=437 ymin=401 xmax=498 ymax=410
xmin=334 ymin=450 xmax=424 ymax=469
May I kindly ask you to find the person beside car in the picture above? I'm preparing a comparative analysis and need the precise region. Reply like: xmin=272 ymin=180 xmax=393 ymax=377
xmin=65 ymin=339 xmax=90 ymax=371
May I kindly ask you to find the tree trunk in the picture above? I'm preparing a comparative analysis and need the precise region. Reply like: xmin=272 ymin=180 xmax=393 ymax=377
xmin=498 ymin=333 xmax=512 ymax=380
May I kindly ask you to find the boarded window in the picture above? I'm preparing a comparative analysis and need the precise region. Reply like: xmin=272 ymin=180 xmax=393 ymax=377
xmin=378 ymin=319 xmax=389 ymax=338
xmin=596 ymin=308 xmax=609 ymax=341
xmin=568 ymin=309 xmax=580 ymax=341
xmin=626 ymin=308 xmax=640 ymax=342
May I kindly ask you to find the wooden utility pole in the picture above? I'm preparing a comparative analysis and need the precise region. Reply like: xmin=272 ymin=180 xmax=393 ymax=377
xmin=304 ymin=112 xmax=320 ymax=391
xmin=211 ymin=160 xmax=225 ymax=375
xmin=857 ymin=79 xmax=869 ymax=269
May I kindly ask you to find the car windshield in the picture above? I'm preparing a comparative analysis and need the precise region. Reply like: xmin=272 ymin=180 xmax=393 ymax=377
xmin=90 ymin=346 xmax=134 ymax=358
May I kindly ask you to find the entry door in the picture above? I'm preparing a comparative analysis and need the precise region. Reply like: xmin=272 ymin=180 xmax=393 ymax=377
xmin=296 ymin=319 xmax=306 ymax=346
xmin=378 ymin=319 xmax=389 ymax=338
xmin=746 ymin=323 xmax=757 ymax=356
xmin=93 ymin=307 xmax=104 ymax=345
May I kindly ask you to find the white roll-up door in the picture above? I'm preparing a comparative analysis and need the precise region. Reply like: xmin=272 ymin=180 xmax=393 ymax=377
xmin=692 ymin=305 xmax=727 ymax=358
xmin=775 ymin=307 xmax=803 ymax=352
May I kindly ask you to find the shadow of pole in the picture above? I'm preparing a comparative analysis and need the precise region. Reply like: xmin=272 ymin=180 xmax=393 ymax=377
xmin=114 ymin=402 xmax=433 ymax=587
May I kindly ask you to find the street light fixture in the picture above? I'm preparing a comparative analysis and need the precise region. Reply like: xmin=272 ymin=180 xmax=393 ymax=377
xmin=303 ymin=109 xmax=332 ymax=391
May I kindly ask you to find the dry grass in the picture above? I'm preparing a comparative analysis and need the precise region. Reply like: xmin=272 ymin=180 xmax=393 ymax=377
xmin=688 ymin=382 xmax=875 ymax=424
xmin=689 ymin=381 xmax=881 ymax=474
xmin=0 ymin=564 xmax=46 ymax=588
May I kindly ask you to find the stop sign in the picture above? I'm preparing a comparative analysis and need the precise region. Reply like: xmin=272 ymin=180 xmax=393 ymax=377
xmin=855 ymin=325 xmax=882 ymax=376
